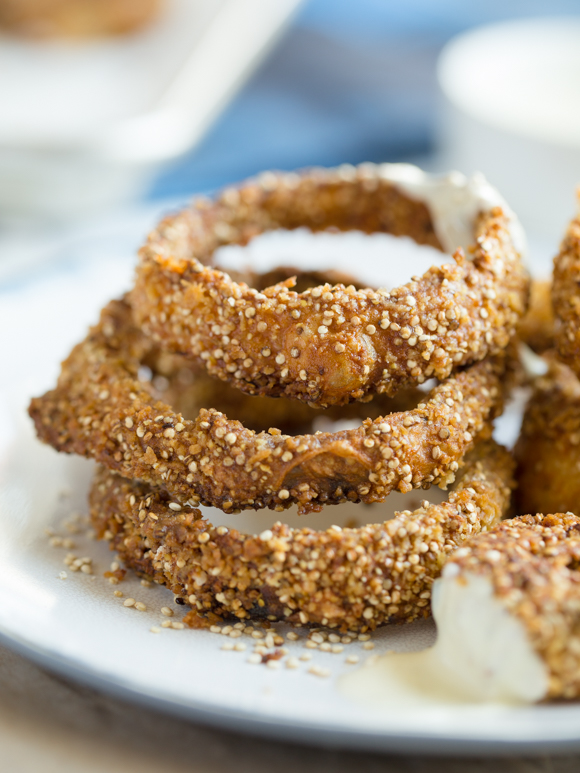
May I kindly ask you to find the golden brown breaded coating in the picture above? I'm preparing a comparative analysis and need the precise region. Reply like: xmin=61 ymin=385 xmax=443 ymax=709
xmin=447 ymin=513 xmax=580 ymax=700
xmin=90 ymin=439 xmax=514 ymax=631
xmin=154 ymin=351 xmax=425 ymax=437
xmin=517 ymin=279 xmax=554 ymax=353
xmin=131 ymin=164 xmax=528 ymax=407
xmin=148 ymin=265 xmax=423 ymax=434
xmin=515 ymin=356 xmax=580 ymax=516
xmin=29 ymin=297 xmax=507 ymax=514
xmin=553 ymin=210 xmax=580 ymax=373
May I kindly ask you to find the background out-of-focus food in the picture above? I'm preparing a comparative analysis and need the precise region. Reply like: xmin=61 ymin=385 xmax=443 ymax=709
xmin=1 ymin=0 xmax=579 ymax=278
xmin=152 ymin=0 xmax=580 ymax=250
xmin=0 ymin=0 xmax=162 ymax=39
xmin=0 ymin=0 xmax=301 ymax=222
xmin=438 ymin=17 xmax=580 ymax=242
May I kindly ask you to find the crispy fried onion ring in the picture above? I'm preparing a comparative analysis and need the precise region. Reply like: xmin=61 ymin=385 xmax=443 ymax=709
xmin=515 ymin=355 xmax=580 ymax=516
xmin=553 ymin=211 xmax=580 ymax=374
xmin=90 ymin=438 xmax=513 ymax=631
xmin=131 ymin=163 xmax=528 ymax=406
xmin=447 ymin=513 xmax=580 ymax=700
xmin=516 ymin=279 xmax=554 ymax=354
xmin=29 ymin=298 xmax=507 ymax=514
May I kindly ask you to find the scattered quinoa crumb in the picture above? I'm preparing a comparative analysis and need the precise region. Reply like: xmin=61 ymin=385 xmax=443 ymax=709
xmin=308 ymin=665 xmax=331 ymax=678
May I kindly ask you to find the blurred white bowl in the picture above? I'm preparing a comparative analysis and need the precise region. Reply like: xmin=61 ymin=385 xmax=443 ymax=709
xmin=0 ymin=0 xmax=301 ymax=222
xmin=437 ymin=17 xmax=580 ymax=242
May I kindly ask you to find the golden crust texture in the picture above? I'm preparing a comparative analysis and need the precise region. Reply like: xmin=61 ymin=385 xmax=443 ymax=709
xmin=29 ymin=297 xmax=507 ymax=514
xmin=516 ymin=279 xmax=554 ymax=354
xmin=131 ymin=164 xmax=529 ymax=407
xmin=553 ymin=213 xmax=580 ymax=373
xmin=515 ymin=357 xmax=580 ymax=516
xmin=448 ymin=513 xmax=580 ymax=700
xmin=89 ymin=439 xmax=514 ymax=631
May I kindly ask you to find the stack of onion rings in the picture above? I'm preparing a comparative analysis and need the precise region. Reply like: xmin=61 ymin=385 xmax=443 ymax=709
xmin=29 ymin=162 xmax=525 ymax=630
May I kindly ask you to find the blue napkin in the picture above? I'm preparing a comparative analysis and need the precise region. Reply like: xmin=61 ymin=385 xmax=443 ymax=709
xmin=150 ymin=0 xmax=580 ymax=200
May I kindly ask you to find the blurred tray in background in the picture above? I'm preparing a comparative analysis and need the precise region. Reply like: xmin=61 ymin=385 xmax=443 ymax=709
xmin=0 ymin=0 xmax=302 ymax=221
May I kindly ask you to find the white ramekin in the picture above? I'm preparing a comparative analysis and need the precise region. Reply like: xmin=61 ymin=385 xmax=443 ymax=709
xmin=437 ymin=17 xmax=580 ymax=242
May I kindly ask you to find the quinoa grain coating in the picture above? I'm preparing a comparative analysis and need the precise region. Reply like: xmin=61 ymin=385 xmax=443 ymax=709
xmin=90 ymin=439 xmax=514 ymax=631
xmin=132 ymin=164 xmax=528 ymax=407
xmin=29 ymin=298 xmax=507 ymax=514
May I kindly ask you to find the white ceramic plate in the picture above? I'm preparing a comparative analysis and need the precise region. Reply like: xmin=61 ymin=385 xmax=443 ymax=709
xmin=1 ymin=216 xmax=577 ymax=756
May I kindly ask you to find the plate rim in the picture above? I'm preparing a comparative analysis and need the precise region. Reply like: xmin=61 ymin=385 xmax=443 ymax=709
xmin=2 ymin=622 xmax=580 ymax=758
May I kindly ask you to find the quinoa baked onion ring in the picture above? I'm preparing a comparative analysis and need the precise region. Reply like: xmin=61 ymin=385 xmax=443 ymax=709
xmin=29 ymin=297 xmax=507 ymax=513
xmin=516 ymin=279 xmax=554 ymax=354
xmin=441 ymin=513 xmax=580 ymax=701
xmin=553 ymin=209 xmax=580 ymax=374
xmin=515 ymin=356 xmax=580 ymax=516
xmin=349 ymin=513 xmax=580 ymax=703
xmin=89 ymin=438 xmax=514 ymax=631
xmin=132 ymin=163 xmax=528 ymax=406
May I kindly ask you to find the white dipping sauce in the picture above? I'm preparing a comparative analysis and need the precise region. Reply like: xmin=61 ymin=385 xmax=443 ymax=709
xmin=340 ymin=570 xmax=548 ymax=708
xmin=216 ymin=163 xmax=525 ymax=293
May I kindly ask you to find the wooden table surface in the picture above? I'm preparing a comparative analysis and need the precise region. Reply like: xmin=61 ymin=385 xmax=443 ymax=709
xmin=1 ymin=643 xmax=578 ymax=773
